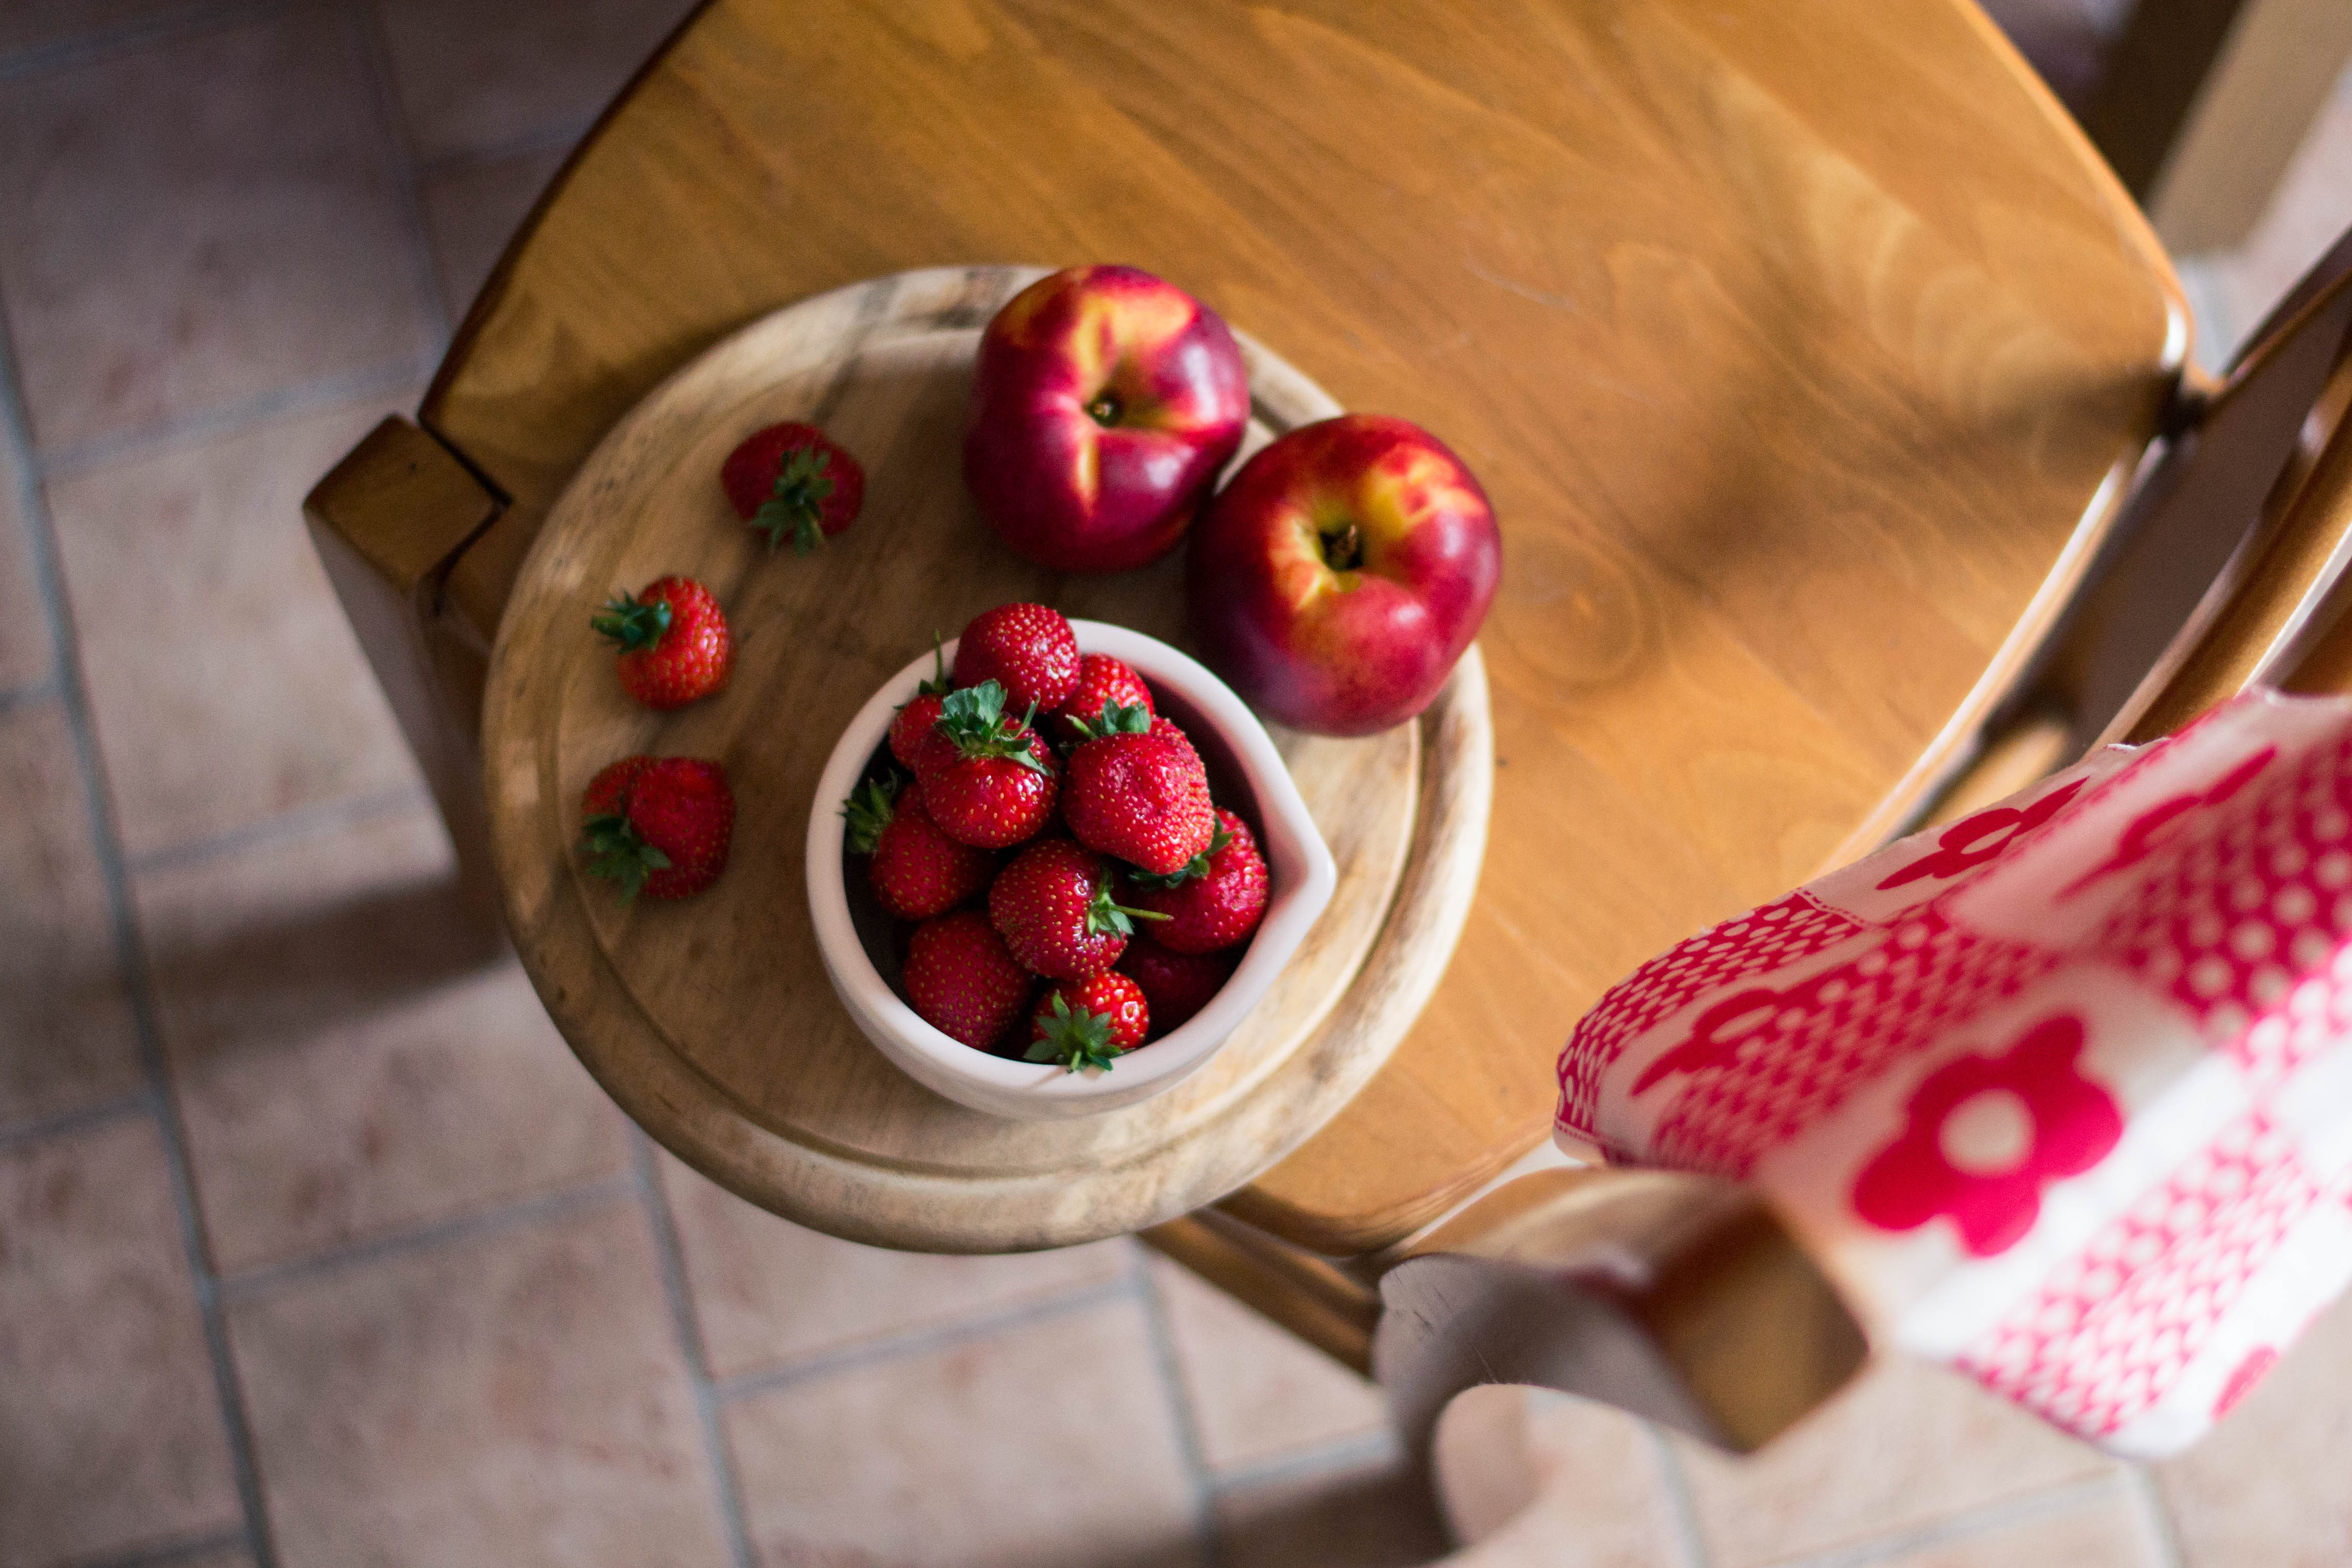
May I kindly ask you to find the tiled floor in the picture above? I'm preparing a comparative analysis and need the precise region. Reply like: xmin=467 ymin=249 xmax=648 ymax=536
xmin=1 ymin=5 xmax=2349 ymax=1566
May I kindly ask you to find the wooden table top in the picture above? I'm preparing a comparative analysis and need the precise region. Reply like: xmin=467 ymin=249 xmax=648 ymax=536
xmin=422 ymin=0 xmax=2186 ymax=1252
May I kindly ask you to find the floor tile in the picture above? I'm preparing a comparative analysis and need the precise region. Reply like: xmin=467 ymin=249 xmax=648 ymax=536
xmin=1867 ymin=1485 xmax=2159 ymax=1567
xmin=1427 ymin=1387 xmax=1688 ymax=1567
xmin=0 ymin=1115 xmax=240 ymax=1565
xmin=226 ymin=1196 xmax=730 ymax=1568
xmin=46 ymin=395 xmax=424 ymax=859
xmin=371 ymin=0 xmax=693 ymax=165
xmin=0 ymin=10 xmax=436 ymax=452
xmin=0 ymin=699 xmax=143 ymax=1129
xmin=0 ymin=437 xmax=51 ymax=695
xmin=136 ymin=802 xmax=628 ymax=1272
xmin=418 ymin=145 xmax=568 ymax=320
xmin=1215 ymin=1455 xmax=1450 ymax=1568
xmin=656 ymin=1148 xmax=1133 ymax=1381
xmin=1672 ymin=1354 xmax=2113 ymax=1568
xmin=724 ymin=1296 xmax=1203 ymax=1567
xmin=2157 ymin=1289 xmax=2352 ymax=1567
xmin=1147 ymin=1255 xmax=1390 ymax=1476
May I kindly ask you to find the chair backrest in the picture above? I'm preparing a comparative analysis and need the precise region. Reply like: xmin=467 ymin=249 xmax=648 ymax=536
xmin=1376 ymin=220 xmax=2352 ymax=1464
xmin=348 ymin=0 xmax=2188 ymax=1259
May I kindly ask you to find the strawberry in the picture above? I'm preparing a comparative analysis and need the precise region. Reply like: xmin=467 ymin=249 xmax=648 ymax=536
xmin=1061 ymin=700 xmax=1215 ymax=876
xmin=951 ymin=602 xmax=1080 ymax=715
xmin=1119 ymin=808 xmax=1269 ymax=952
xmin=916 ymin=681 xmax=1061 ymax=848
xmin=904 ymin=910 xmax=1033 ymax=1049
xmin=1046 ymin=653 xmax=1153 ymax=746
xmin=1025 ymin=972 xmax=1149 ymax=1071
xmin=988 ymin=838 xmax=1166 ymax=979
xmin=889 ymin=641 xmax=954 ymax=769
xmin=721 ymin=421 xmax=865 ymax=555
xmin=578 ymin=755 xmax=733 ymax=901
xmin=591 ymin=575 xmax=733 ymax=709
xmin=1118 ymin=938 xmax=1235 ymax=1035
xmin=843 ymin=773 xmax=995 ymax=920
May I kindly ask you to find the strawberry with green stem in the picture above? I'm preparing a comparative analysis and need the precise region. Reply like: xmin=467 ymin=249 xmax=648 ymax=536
xmin=842 ymin=771 xmax=994 ymax=920
xmin=1119 ymin=808 xmax=1268 ymax=952
xmin=1025 ymin=972 xmax=1149 ymax=1071
xmin=578 ymin=755 xmax=734 ymax=902
xmin=720 ymin=421 xmax=865 ymax=555
xmin=989 ymin=837 xmax=1166 ymax=979
xmin=915 ymin=680 xmax=1060 ymax=848
xmin=1061 ymin=698 xmax=1215 ymax=876
xmin=889 ymin=638 xmax=955 ymax=770
xmin=591 ymin=575 xmax=732 ymax=709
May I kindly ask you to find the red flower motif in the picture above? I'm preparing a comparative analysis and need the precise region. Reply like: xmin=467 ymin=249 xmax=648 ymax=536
xmin=1852 ymin=1013 xmax=2123 ymax=1257
xmin=2059 ymin=746 xmax=2274 ymax=899
xmin=1632 ymin=984 xmax=1782 ymax=1095
xmin=1877 ymin=778 xmax=2087 ymax=890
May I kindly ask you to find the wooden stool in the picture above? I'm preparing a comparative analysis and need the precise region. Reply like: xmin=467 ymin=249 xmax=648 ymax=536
xmin=304 ymin=0 xmax=2352 ymax=1452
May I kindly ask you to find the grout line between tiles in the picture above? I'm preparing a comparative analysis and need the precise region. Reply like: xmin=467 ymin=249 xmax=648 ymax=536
xmin=629 ymin=1129 xmax=757 ymax=1568
xmin=127 ymin=780 xmax=432 ymax=878
xmin=333 ymin=0 xmax=454 ymax=341
xmin=1642 ymin=1422 xmax=1714 ymax=1568
xmin=0 ymin=1087 xmax=154 ymax=1154
xmin=1204 ymin=1429 xmax=1402 ymax=1497
xmin=709 ymin=1277 xmax=1136 ymax=1407
xmin=0 ymin=0 xmax=295 ymax=85
xmin=2123 ymin=1462 xmax=2189 ymax=1568
xmin=33 ymin=355 xmax=436 ymax=479
xmin=62 ymin=1523 xmax=256 ymax=1568
xmin=1772 ymin=1473 xmax=2129 ymax=1568
xmin=1131 ymin=1253 xmax=1226 ymax=1567
xmin=215 ymin=1173 xmax=636 ymax=1301
xmin=0 ymin=675 xmax=61 ymax=713
xmin=0 ymin=302 xmax=275 ymax=1568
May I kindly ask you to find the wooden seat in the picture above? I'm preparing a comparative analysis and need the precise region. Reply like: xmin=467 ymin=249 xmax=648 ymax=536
xmin=308 ymin=0 xmax=2220 ymax=1441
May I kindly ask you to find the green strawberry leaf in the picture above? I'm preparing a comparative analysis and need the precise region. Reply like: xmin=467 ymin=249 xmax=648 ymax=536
xmin=578 ymin=812 xmax=674 ymax=905
xmin=917 ymin=637 xmax=952 ymax=698
xmin=840 ymin=774 xmax=900 ymax=855
xmin=748 ymin=446 xmax=836 ymax=555
xmin=1126 ymin=823 xmax=1234 ymax=890
xmin=935 ymin=682 xmax=1052 ymax=775
xmin=590 ymin=591 xmax=672 ymax=653
xmin=1066 ymin=698 xmax=1153 ymax=743
xmin=1023 ymin=992 xmax=1122 ymax=1072
xmin=1084 ymin=879 xmax=1170 ymax=939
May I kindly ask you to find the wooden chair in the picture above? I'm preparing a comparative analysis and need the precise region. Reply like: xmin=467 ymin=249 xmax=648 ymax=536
xmin=303 ymin=0 xmax=2351 ymax=1459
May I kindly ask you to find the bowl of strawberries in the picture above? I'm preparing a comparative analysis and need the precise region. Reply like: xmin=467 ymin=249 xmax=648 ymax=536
xmin=806 ymin=601 xmax=1336 ymax=1119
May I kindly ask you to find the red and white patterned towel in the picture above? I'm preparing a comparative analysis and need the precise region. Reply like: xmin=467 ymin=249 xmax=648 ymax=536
xmin=1555 ymin=690 xmax=2352 ymax=1456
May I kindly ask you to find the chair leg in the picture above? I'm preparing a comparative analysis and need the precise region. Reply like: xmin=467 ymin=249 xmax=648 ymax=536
xmin=304 ymin=416 xmax=507 ymax=934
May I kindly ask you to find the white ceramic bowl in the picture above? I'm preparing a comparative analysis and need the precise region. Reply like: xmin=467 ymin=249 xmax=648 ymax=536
xmin=806 ymin=620 xmax=1336 ymax=1119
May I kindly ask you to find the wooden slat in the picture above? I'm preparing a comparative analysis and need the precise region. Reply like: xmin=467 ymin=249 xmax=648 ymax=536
xmin=415 ymin=0 xmax=2184 ymax=1254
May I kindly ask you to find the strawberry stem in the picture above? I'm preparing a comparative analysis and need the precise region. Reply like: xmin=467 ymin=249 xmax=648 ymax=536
xmin=1024 ymin=992 xmax=1122 ymax=1072
xmin=840 ymin=775 xmax=900 ymax=855
xmin=1128 ymin=823 xmax=1233 ymax=890
xmin=1084 ymin=879 xmax=1170 ymax=939
xmin=577 ymin=812 xmax=673 ymax=904
xmin=935 ymin=682 xmax=1052 ymax=776
xmin=749 ymin=446 xmax=836 ymax=555
xmin=590 ymin=591 xmax=672 ymax=653
xmin=1065 ymin=698 xmax=1152 ymax=743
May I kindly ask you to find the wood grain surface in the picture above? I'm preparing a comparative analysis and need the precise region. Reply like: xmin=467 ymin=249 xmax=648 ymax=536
xmin=425 ymin=0 xmax=2187 ymax=1252
xmin=483 ymin=266 xmax=1491 ymax=1250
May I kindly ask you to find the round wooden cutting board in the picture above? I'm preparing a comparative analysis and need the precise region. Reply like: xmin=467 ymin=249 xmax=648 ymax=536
xmin=483 ymin=265 xmax=1491 ymax=1252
